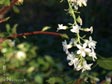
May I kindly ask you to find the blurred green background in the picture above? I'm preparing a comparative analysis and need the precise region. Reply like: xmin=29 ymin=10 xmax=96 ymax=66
xmin=0 ymin=0 xmax=112 ymax=84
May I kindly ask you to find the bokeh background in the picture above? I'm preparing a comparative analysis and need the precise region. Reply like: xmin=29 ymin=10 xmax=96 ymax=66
xmin=0 ymin=0 xmax=112 ymax=84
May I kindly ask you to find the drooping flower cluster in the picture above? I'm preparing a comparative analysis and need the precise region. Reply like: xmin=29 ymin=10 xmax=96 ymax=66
xmin=57 ymin=0 xmax=97 ymax=72
xmin=61 ymin=26 xmax=97 ymax=72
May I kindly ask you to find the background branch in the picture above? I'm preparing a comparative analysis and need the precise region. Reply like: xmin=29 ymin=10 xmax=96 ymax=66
xmin=8 ymin=31 xmax=62 ymax=38
xmin=0 ymin=0 xmax=18 ymax=23
xmin=0 ymin=0 xmax=18 ymax=15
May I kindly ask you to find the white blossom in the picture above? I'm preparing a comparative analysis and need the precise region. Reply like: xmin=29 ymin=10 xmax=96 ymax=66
xmin=72 ymin=3 xmax=78 ymax=10
xmin=67 ymin=52 xmax=80 ymax=69
xmin=76 ymin=43 xmax=91 ymax=57
xmin=105 ymin=77 xmax=111 ymax=83
xmin=67 ymin=52 xmax=93 ymax=72
xmin=81 ymin=60 xmax=93 ymax=72
xmin=70 ymin=0 xmax=87 ymax=7
xmin=85 ymin=36 xmax=97 ymax=49
xmin=1 ymin=48 xmax=7 ymax=53
xmin=67 ymin=52 xmax=79 ymax=66
xmin=57 ymin=24 xmax=67 ymax=31
xmin=62 ymin=41 xmax=71 ymax=54
xmin=70 ymin=25 xmax=80 ymax=33
xmin=76 ymin=64 xmax=82 ymax=71
xmin=89 ymin=49 xmax=97 ymax=61
xmin=83 ymin=26 xmax=93 ymax=33
xmin=15 ymin=51 xmax=26 ymax=60
xmin=62 ymin=39 xmax=74 ymax=54
xmin=17 ymin=0 xmax=24 ymax=3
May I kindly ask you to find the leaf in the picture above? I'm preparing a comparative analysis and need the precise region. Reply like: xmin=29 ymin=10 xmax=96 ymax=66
xmin=35 ymin=75 xmax=43 ymax=84
xmin=13 ymin=6 xmax=20 ymax=13
xmin=0 ymin=0 xmax=10 ymax=5
xmin=23 ymin=36 xmax=27 ymax=39
xmin=97 ymin=57 xmax=112 ymax=70
xmin=0 ymin=0 xmax=3 ymax=4
xmin=37 ymin=58 xmax=49 ymax=71
xmin=0 ymin=17 xmax=10 ymax=23
xmin=42 ymin=26 xmax=51 ymax=31
xmin=4 ymin=0 xmax=10 ymax=6
xmin=61 ymin=34 xmax=69 ymax=39
xmin=77 ymin=16 xmax=82 ymax=25
xmin=45 ymin=55 xmax=54 ymax=65
xmin=6 ymin=24 xmax=11 ymax=34
xmin=47 ymin=77 xmax=64 ymax=84
xmin=12 ymin=24 xmax=18 ymax=34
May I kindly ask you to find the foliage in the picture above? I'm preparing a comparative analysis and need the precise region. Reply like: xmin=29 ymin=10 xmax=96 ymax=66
xmin=0 ymin=0 xmax=112 ymax=84
xmin=0 ymin=0 xmax=10 ymax=6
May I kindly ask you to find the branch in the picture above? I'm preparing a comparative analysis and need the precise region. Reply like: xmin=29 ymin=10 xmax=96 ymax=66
xmin=0 ymin=31 xmax=62 ymax=49
xmin=0 ymin=0 xmax=18 ymax=15
xmin=0 ymin=0 xmax=18 ymax=23
xmin=8 ymin=31 xmax=62 ymax=38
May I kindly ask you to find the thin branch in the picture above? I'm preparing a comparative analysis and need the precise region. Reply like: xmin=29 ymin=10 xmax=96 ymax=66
xmin=8 ymin=31 xmax=62 ymax=38
xmin=0 ymin=31 xmax=61 ymax=49
xmin=0 ymin=0 xmax=18 ymax=15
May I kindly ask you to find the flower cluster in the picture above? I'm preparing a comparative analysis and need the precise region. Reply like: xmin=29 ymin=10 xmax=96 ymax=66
xmin=61 ymin=25 xmax=97 ymax=72
xmin=57 ymin=0 xmax=97 ymax=72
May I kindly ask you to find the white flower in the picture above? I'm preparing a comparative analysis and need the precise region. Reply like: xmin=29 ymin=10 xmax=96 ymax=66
xmin=16 ymin=51 xmax=26 ymax=60
xmin=1 ymin=48 xmax=7 ymax=53
xmin=81 ymin=60 xmax=93 ymax=72
xmin=85 ymin=36 xmax=97 ymax=49
xmin=105 ymin=77 xmax=111 ymax=83
xmin=67 ymin=52 xmax=93 ymax=72
xmin=83 ymin=26 xmax=93 ymax=33
xmin=70 ymin=25 xmax=80 ymax=33
xmin=5 ymin=40 xmax=15 ymax=47
xmin=17 ymin=0 xmax=24 ymax=4
xmin=62 ymin=39 xmax=73 ymax=54
xmin=57 ymin=24 xmax=67 ymax=31
xmin=76 ymin=64 xmax=82 ymax=71
xmin=89 ymin=49 xmax=97 ymax=61
xmin=76 ymin=43 xmax=91 ymax=57
xmin=67 ymin=52 xmax=79 ymax=69
xmin=72 ymin=3 xmax=78 ymax=10
xmin=70 ymin=0 xmax=87 ymax=7
xmin=67 ymin=53 xmax=78 ymax=65
xmin=67 ymin=52 xmax=74 ymax=61
xmin=77 ymin=0 xmax=87 ymax=7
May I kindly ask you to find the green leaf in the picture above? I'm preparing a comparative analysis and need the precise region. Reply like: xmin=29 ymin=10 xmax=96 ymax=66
xmin=44 ymin=55 xmax=54 ymax=65
xmin=0 ymin=0 xmax=10 ymax=6
xmin=6 ymin=24 xmax=11 ymax=34
xmin=42 ymin=26 xmax=51 ymax=31
xmin=35 ymin=75 xmax=43 ymax=84
xmin=97 ymin=57 xmax=112 ymax=70
xmin=61 ymin=34 xmax=69 ymax=39
xmin=0 ymin=1 xmax=3 ymax=4
xmin=77 ymin=16 xmax=82 ymax=25
xmin=47 ymin=77 xmax=64 ymax=84
xmin=13 ymin=6 xmax=20 ymax=13
xmin=37 ymin=57 xmax=49 ymax=71
xmin=12 ymin=24 xmax=18 ymax=34
xmin=4 ymin=0 xmax=10 ymax=6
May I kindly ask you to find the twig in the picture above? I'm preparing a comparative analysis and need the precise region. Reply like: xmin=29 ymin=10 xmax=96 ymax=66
xmin=0 ymin=0 xmax=18 ymax=15
xmin=0 ymin=0 xmax=18 ymax=23
xmin=8 ymin=31 xmax=62 ymax=38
